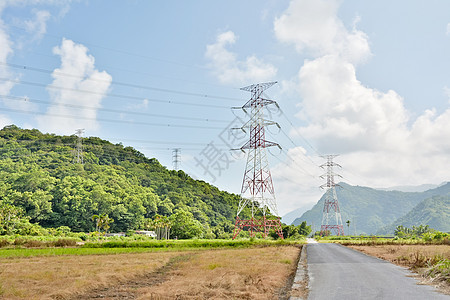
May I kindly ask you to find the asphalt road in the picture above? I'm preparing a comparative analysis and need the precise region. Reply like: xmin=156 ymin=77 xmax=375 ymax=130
xmin=306 ymin=243 xmax=449 ymax=300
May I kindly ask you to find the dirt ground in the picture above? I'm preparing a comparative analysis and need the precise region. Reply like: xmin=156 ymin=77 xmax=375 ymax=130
xmin=347 ymin=244 xmax=450 ymax=295
xmin=0 ymin=246 xmax=301 ymax=299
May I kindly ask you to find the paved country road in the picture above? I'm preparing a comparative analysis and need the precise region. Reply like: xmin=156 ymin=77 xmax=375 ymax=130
xmin=306 ymin=243 xmax=449 ymax=300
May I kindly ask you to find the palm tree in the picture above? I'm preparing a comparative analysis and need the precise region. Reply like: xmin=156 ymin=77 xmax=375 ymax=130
xmin=92 ymin=214 xmax=100 ymax=232
xmin=92 ymin=213 xmax=114 ymax=233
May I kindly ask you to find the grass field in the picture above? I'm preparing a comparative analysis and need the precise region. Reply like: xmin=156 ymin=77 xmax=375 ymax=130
xmin=0 ymin=238 xmax=298 ymax=258
xmin=0 ymin=244 xmax=302 ymax=299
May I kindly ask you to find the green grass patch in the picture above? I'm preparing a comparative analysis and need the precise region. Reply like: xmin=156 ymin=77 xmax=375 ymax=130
xmin=319 ymin=236 xmax=449 ymax=246
xmin=0 ymin=238 xmax=300 ymax=258
xmin=0 ymin=247 xmax=176 ymax=258
xmin=82 ymin=238 xmax=297 ymax=249
xmin=426 ymin=259 xmax=450 ymax=283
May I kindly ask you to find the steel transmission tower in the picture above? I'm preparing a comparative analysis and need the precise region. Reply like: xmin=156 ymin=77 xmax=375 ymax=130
xmin=172 ymin=148 xmax=181 ymax=170
xmin=320 ymin=155 xmax=344 ymax=236
xmin=232 ymin=82 xmax=283 ymax=239
xmin=74 ymin=129 xmax=84 ymax=164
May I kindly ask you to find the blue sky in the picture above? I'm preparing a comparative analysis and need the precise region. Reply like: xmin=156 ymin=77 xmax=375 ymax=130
xmin=1 ymin=0 xmax=450 ymax=217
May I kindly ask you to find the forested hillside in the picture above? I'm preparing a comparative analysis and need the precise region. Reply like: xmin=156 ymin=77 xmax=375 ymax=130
xmin=292 ymin=182 xmax=450 ymax=235
xmin=0 ymin=125 xmax=250 ymax=238
xmin=377 ymin=194 xmax=450 ymax=234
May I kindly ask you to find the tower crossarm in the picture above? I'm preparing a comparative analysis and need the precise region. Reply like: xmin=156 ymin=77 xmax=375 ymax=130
xmin=232 ymin=81 xmax=283 ymax=240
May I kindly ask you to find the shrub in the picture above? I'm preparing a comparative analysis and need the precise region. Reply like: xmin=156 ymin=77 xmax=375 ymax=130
xmin=23 ymin=240 xmax=45 ymax=248
xmin=52 ymin=239 xmax=77 ymax=247
xmin=0 ymin=239 xmax=10 ymax=248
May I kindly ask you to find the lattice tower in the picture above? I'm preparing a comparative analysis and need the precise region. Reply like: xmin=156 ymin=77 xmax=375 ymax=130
xmin=232 ymin=82 xmax=283 ymax=239
xmin=172 ymin=148 xmax=181 ymax=171
xmin=320 ymin=155 xmax=344 ymax=236
xmin=74 ymin=129 xmax=84 ymax=164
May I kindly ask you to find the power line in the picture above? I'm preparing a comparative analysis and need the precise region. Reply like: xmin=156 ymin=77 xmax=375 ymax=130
xmin=278 ymin=107 xmax=321 ymax=156
xmin=0 ymin=106 xmax=224 ymax=130
xmin=1 ymin=94 xmax=230 ymax=124
xmin=0 ymin=77 xmax=230 ymax=109
xmin=0 ymin=62 xmax=243 ymax=102
xmin=9 ymin=25 xmax=210 ymax=72
xmin=277 ymin=127 xmax=321 ymax=168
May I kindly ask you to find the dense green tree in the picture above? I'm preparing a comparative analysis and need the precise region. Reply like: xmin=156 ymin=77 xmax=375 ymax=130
xmin=0 ymin=126 xmax=254 ymax=236
xmin=169 ymin=210 xmax=203 ymax=239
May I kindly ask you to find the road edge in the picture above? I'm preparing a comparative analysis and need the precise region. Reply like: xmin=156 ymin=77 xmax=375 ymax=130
xmin=288 ymin=243 xmax=309 ymax=300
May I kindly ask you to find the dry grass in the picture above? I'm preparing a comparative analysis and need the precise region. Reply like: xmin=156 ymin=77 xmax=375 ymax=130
xmin=0 ymin=251 xmax=180 ymax=299
xmin=0 ymin=246 xmax=301 ymax=299
xmin=138 ymin=246 xmax=300 ymax=299
xmin=347 ymin=244 xmax=450 ymax=295
xmin=346 ymin=245 xmax=449 ymax=267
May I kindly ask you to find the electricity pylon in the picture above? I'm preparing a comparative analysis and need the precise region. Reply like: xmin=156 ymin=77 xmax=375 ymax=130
xmin=172 ymin=148 xmax=181 ymax=170
xmin=320 ymin=155 xmax=344 ymax=236
xmin=232 ymin=82 xmax=283 ymax=239
xmin=74 ymin=129 xmax=84 ymax=164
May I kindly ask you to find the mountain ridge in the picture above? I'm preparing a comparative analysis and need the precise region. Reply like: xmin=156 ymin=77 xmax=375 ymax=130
xmin=292 ymin=182 xmax=450 ymax=234
xmin=0 ymin=125 xmax=251 ymax=238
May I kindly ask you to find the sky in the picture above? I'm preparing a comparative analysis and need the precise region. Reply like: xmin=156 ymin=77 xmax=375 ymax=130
xmin=1 ymin=0 xmax=450 ymax=218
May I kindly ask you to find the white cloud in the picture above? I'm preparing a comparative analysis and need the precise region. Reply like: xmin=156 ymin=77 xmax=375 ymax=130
xmin=296 ymin=55 xmax=409 ymax=154
xmin=205 ymin=31 xmax=277 ymax=85
xmin=0 ymin=114 xmax=12 ymax=129
xmin=272 ymin=0 xmax=450 ymax=206
xmin=271 ymin=146 xmax=323 ymax=216
xmin=24 ymin=9 xmax=51 ymax=41
xmin=446 ymin=23 xmax=450 ymax=36
xmin=444 ymin=86 xmax=450 ymax=103
xmin=0 ymin=0 xmax=74 ymax=107
xmin=274 ymin=0 xmax=371 ymax=64
xmin=0 ymin=19 xmax=14 ymax=97
xmin=37 ymin=39 xmax=112 ymax=134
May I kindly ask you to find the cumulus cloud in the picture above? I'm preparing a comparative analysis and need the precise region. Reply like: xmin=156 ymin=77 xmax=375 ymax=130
xmin=447 ymin=23 xmax=450 ymax=36
xmin=0 ymin=0 xmax=74 ymax=106
xmin=0 ymin=114 xmax=12 ymax=129
xmin=24 ymin=9 xmax=51 ymax=41
xmin=444 ymin=86 xmax=450 ymax=102
xmin=37 ymin=39 xmax=112 ymax=134
xmin=296 ymin=55 xmax=409 ymax=154
xmin=0 ymin=19 xmax=14 ymax=97
xmin=205 ymin=31 xmax=277 ymax=85
xmin=272 ymin=0 xmax=450 ymax=206
xmin=271 ymin=146 xmax=323 ymax=215
xmin=274 ymin=0 xmax=371 ymax=64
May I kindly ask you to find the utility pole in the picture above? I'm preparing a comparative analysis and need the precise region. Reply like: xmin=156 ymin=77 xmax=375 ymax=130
xmin=232 ymin=82 xmax=283 ymax=239
xmin=172 ymin=148 xmax=181 ymax=171
xmin=74 ymin=129 xmax=84 ymax=164
xmin=320 ymin=155 xmax=344 ymax=236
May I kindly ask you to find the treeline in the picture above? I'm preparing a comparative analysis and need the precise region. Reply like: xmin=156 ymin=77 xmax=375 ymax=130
xmin=0 ymin=125 xmax=256 ymax=238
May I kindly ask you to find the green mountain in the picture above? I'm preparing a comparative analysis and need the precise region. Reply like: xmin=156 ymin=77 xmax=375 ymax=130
xmin=0 ymin=125 xmax=250 ymax=237
xmin=292 ymin=182 xmax=450 ymax=235
xmin=377 ymin=194 xmax=450 ymax=234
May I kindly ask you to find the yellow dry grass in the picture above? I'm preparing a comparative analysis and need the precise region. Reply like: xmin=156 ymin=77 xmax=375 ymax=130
xmin=138 ymin=246 xmax=300 ymax=299
xmin=0 ymin=251 xmax=180 ymax=299
xmin=0 ymin=246 xmax=301 ymax=299
xmin=346 ymin=244 xmax=449 ymax=267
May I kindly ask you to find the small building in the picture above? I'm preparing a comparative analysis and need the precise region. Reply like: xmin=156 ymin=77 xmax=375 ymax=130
xmin=104 ymin=232 xmax=126 ymax=237
xmin=135 ymin=230 xmax=157 ymax=238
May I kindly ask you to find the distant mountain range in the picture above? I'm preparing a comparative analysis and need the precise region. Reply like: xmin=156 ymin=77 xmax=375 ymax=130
xmin=291 ymin=182 xmax=450 ymax=235
xmin=281 ymin=204 xmax=314 ymax=225
xmin=375 ymin=183 xmax=446 ymax=193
